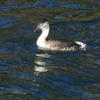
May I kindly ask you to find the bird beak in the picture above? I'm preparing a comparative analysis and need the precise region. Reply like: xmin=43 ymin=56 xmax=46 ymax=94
xmin=34 ymin=26 xmax=40 ymax=32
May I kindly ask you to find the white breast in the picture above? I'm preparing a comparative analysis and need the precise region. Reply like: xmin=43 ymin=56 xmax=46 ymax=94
xmin=36 ymin=39 xmax=46 ymax=47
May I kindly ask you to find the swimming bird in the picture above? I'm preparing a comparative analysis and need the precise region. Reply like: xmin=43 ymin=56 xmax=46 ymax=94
xmin=34 ymin=19 xmax=87 ymax=51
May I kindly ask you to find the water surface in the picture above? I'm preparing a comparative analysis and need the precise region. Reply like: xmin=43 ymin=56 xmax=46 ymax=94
xmin=0 ymin=0 xmax=100 ymax=100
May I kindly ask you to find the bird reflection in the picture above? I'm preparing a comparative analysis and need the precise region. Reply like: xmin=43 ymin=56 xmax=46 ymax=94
xmin=34 ymin=52 xmax=50 ymax=75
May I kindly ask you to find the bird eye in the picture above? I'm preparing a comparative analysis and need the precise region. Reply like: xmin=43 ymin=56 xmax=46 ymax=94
xmin=39 ymin=23 xmax=43 ymax=27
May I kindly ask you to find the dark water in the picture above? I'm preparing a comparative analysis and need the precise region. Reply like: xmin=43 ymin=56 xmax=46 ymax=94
xmin=0 ymin=0 xmax=100 ymax=100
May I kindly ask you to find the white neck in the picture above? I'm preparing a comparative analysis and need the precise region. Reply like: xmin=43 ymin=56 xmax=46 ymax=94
xmin=36 ymin=26 xmax=50 ymax=47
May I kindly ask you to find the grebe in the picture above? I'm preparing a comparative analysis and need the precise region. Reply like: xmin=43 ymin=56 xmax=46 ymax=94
xmin=34 ymin=19 xmax=87 ymax=51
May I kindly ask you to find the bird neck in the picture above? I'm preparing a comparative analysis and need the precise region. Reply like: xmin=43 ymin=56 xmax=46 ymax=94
xmin=38 ymin=26 xmax=50 ymax=40
xmin=36 ymin=26 xmax=50 ymax=47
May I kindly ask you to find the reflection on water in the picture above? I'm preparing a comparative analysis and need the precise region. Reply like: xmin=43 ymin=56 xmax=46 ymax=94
xmin=34 ymin=53 xmax=50 ymax=73
xmin=0 ymin=0 xmax=100 ymax=100
xmin=35 ymin=66 xmax=47 ymax=72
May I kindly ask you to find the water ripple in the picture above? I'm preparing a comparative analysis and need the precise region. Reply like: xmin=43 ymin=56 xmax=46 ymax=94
xmin=0 ymin=0 xmax=100 ymax=100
